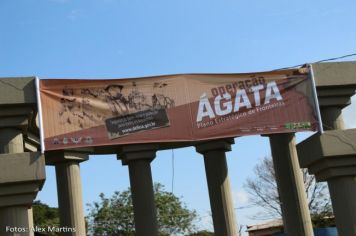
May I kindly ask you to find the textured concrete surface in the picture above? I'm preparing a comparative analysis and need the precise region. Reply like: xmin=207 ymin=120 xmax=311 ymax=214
xmin=196 ymin=139 xmax=238 ymax=236
xmin=118 ymin=144 xmax=159 ymax=236
xmin=297 ymin=73 xmax=356 ymax=236
xmin=0 ymin=77 xmax=36 ymax=105
xmin=45 ymin=151 xmax=88 ymax=235
xmin=55 ymin=161 xmax=86 ymax=236
xmin=312 ymin=61 xmax=356 ymax=87
xmin=0 ymin=127 xmax=43 ymax=236
xmin=269 ymin=133 xmax=314 ymax=236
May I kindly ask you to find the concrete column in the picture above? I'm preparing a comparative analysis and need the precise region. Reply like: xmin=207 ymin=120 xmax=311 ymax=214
xmin=118 ymin=144 xmax=159 ymax=236
xmin=0 ymin=127 xmax=34 ymax=236
xmin=328 ymin=177 xmax=356 ymax=235
xmin=320 ymin=107 xmax=356 ymax=236
xmin=46 ymin=152 xmax=88 ymax=236
xmin=0 ymin=128 xmax=24 ymax=153
xmin=296 ymin=61 xmax=356 ymax=236
xmin=196 ymin=139 xmax=238 ymax=236
xmin=320 ymin=107 xmax=345 ymax=130
xmin=298 ymin=128 xmax=356 ymax=236
xmin=269 ymin=133 xmax=314 ymax=236
xmin=0 ymin=207 xmax=33 ymax=236
xmin=0 ymin=77 xmax=45 ymax=235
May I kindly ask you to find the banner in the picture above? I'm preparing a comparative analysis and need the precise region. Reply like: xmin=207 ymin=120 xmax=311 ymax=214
xmin=38 ymin=69 xmax=320 ymax=151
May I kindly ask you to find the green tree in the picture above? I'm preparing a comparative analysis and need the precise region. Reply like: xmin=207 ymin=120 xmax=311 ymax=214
xmin=32 ymin=201 xmax=60 ymax=236
xmin=87 ymin=183 xmax=197 ymax=236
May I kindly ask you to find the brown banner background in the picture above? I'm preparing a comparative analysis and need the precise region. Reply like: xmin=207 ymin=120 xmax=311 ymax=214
xmin=39 ymin=69 xmax=320 ymax=151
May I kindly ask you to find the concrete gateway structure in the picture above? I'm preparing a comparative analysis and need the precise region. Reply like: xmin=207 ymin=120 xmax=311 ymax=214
xmin=0 ymin=61 xmax=355 ymax=236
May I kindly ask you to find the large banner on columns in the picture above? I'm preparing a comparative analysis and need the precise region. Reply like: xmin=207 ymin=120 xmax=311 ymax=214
xmin=38 ymin=68 xmax=321 ymax=151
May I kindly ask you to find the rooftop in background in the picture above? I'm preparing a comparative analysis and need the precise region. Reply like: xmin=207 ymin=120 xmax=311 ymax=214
xmin=246 ymin=219 xmax=283 ymax=236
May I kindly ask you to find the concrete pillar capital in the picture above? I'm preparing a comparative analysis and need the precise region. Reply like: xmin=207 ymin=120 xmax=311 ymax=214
xmin=45 ymin=150 xmax=89 ymax=165
xmin=0 ymin=152 xmax=45 ymax=208
xmin=195 ymin=138 xmax=234 ymax=154
xmin=317 ymin=87 xmax=355 ymax=109
xmin=312 ymin=61 xmax=356 ymax=91
xmin=0 ymin=105 xmax=36 ymax=128
xmin=117 ymin=144 xmax=159 ymax=165
xmin=297 ymin=129 xmax=356 ymax=181
xmin=0 ymin=78 xmax=41 ymax=152
xmin=315 ymin=88 xmax=354 ymax=130
xmin=312 ymin=62 xmax=356 ymax=130
xmin=0 ymin=77 xmax=37 ymax=105
xmin=0 ymin=77 xmax=37 ymax=130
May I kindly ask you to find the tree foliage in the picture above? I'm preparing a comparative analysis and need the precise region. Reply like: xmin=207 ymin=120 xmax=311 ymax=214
xmin=244 ymin=156 xmax=335 ymax=226
xmin=188 ymin=230 xmax=214 ymax=236
xmin=32 ymin=201 xmax=60 ymax=236
xmin=87 ymin=183 xmax=197 ymax=236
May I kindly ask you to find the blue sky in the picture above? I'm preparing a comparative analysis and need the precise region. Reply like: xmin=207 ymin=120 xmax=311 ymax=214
xmin=1 ymin=0 xmax=356 ymax=234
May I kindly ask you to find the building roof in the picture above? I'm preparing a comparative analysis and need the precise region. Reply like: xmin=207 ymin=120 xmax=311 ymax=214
xmin=246 ymin=219 xmax=283 ymax=232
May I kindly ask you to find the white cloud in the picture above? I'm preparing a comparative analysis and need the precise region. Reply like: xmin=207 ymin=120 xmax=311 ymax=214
xmin=234 ymin=190 xmax=249 ymax=205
